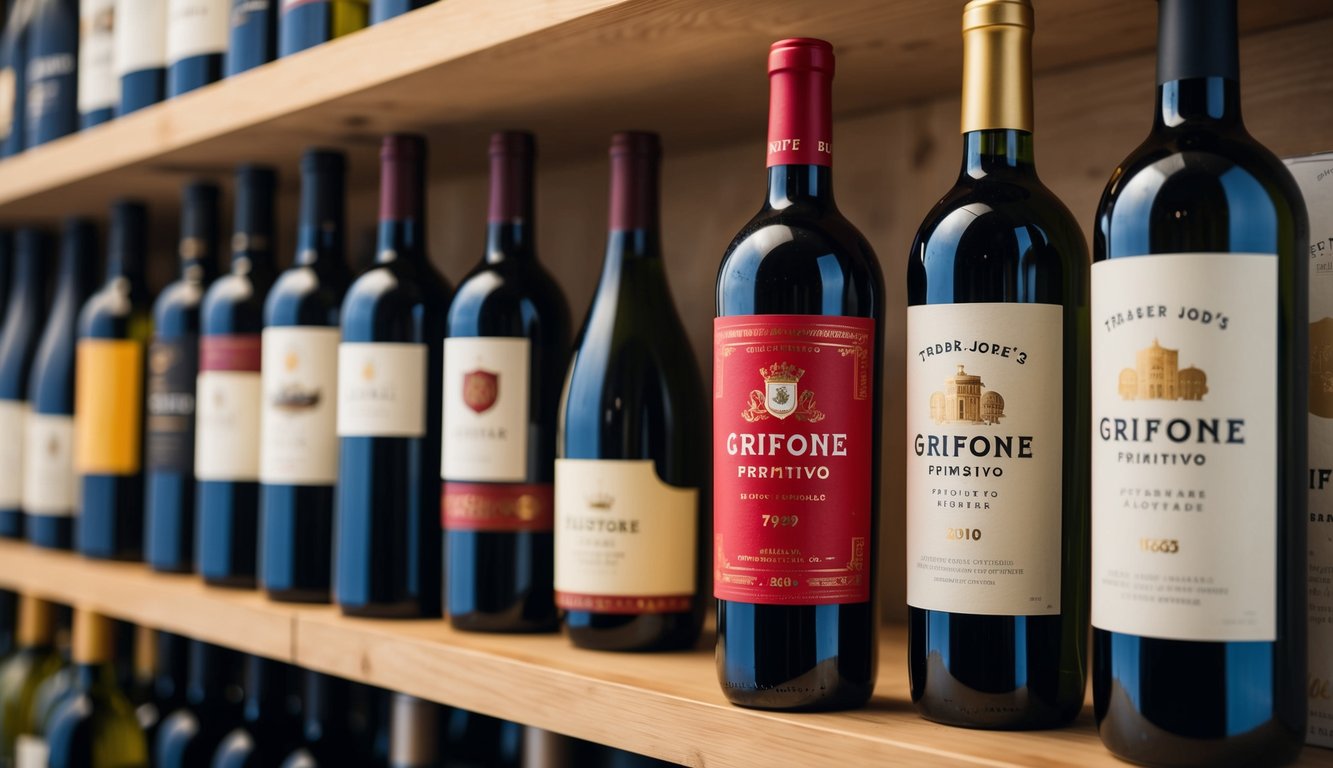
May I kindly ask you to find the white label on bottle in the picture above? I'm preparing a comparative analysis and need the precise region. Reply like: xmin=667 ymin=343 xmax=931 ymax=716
xmin=260 ymin=326 xmax=339 ymax=485
xmin=194 ymin=370 xmax=262 ymax=481
xmin=1091 ymin=252 xmax=1277 ymax=642
xmin=78 ymin=0 xmax=119 ymax=113
xmin=554 ymin=459 xmax=697 ymax=610
xmin=0 ymin=68 xmax=14 ymax=141
xmin=165 ymin=0 xmax=228 ymax=64
xmin=23 ymin=413 xmax=75 ymax=516
xmin=114 ymin=0 xmax=167 ymax=75
xmin=906 ymin=303 xmax=1063 ymax=616
xmin=15 ymin=735 xmax=48 ymax=768
xmin=441 ymin=337 xmax=529 ymax=483
xmin=0 ymin=400 xmax=26 ymax=508
xmin=337 ymin=342 xmax=427 ymax=438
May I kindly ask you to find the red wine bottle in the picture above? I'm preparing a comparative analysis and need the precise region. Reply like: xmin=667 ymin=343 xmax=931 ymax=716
xmin=714 ymin=39 xmax=884 ymax=710
xmin=210 ymin=656 xmax=303 ymax=768
xmin=0 ymin=228 xmax=50 ymax=540
xmin=154 ymin=641 xmax=245 ymax=767
xmin=334 ymin=134 xmax=449 ymax=618
xmin=444 ymin=132 xmax=570 ymax=633
xmin=555 ymin=132 xmax=706 ymax=652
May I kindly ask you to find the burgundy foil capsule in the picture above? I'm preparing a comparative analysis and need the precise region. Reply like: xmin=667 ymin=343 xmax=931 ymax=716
xmin=608 ymin=131 xmax=661 ymax=232
xmin=766 ymin=38 xmax=835 ymax=168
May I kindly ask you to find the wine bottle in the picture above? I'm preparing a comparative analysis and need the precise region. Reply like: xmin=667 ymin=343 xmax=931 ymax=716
xmin=25 ymin=217 xmax=99 ymax=550
xmin=444 ymin=131 xmax=570 ymax=633
xmin=75 ymin=200 xmax=153 ymax=561
xmin=444 ymin=708 xmax=521 ymax=768
xmin=165 ymin=0 xmax=226 ymax=97
xmin=368 ymin=0 xmax=426 ymax=25
xmin=0 ymin=595 xmax=60 ymax=766
xmin=278 ymin=0 xmax=366 ymax=57
xmin=211 ymin=656 xmax=303 ymax=768
xmin=334 ymin=133 xmax=448 ymax=619
xmin=905 ymin=0 xmax=1089 ymax=729
xmin=114 ymin=0 xmax=166 ymax=115
xmin=555 ymin=131 xmax=705 ymax=652
xmin=113 ymin=621 xmax=150 ymax=710
xmin=154 ymin=641 xmax=245 ymax=768
xmin=277 ymin=672 xmax=354 ymax=768
xmin=1091 ymin=1 xmax=1308 ymax=765
xmin=349 ymin=682 xmax=389 ymax=767
xmin=224 ymin=0 xmax=275 ymax=76
xmin=77 ymin=0 xmax=116 ymax=128
xmin=260 ymin=149 xmax=348 ymax=603
xmin=0 ymin=228 xmax=51 ymax=540
xmin=23 ymin=0 xmax=76 ymax=147
xmin=135 ymin=630 xmax=187 ymax=749
xmin=44 ymin=608 xmax=149 ymax=768
xmin=387 ymin=694 xmax=438 ymax=768
xmin=196 ymin=165 xmax=276 ymax=589
xmin=0 ymin=590 xmax=15 ymax=659
xmin=0 ymin=234 xmax=13 ymax=330
xmin=714 ymin=39 xmax=884 ymax=710
xmin=146 ymin=182 xmax=220 ymax=573
xmin=20 ymin=632 xmax=73 ymax=765
xmin=0 ymin=0 xmax=36 ymax=157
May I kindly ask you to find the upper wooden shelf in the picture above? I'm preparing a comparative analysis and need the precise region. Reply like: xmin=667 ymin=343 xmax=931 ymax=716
xmin=0 ymin=0 xmax=1325 ymax=224
xmin=0 ymin=540 xmax=1329 ymax=767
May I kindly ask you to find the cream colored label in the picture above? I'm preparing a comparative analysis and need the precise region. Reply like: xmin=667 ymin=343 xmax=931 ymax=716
xmin=442 ymin=337 xmax=529 ymax=483
xmin=337 ymin=342 xmax=427 ymax=438
xmin=906 ymin=303 xmax=1063 ymax=616
xmin=78 ymin=0 xmax=119 ymax=113
xmin=114 ymin=0 xmax=167 ymax=75
xmin=195 ymin=371 xmax=262 ymax=481
xmin=260 ymin=327 xmax=339 ymax=485
xmin=0 ymin=68 xmax=14 ymax=140
xmin=165 ymin=0 xmax=228 ymax=63
xmin=15 ymin=735 xmax=47 ymax=768
xmin=24 ymin=413 xmax=75 ymax=516
xmin=0 ymin=400 xmax=25 ymax=508
xmin=554 ymin=459 xmax=697 ymax=599
xmin=1091 ymin=253 xmax=1277 ymax=643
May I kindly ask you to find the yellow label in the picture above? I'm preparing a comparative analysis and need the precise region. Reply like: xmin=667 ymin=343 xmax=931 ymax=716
xmin=75 ymin=339 xmax=144 ymax=474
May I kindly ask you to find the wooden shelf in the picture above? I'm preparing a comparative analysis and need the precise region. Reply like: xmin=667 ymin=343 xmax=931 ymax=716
xmin=0 ymin=0 xmax=1325 ymax=223
xmin=0 ymin=540 xmax=1329 ymax=767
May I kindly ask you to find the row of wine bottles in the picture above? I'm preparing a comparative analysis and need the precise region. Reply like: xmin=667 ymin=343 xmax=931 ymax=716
xmin=0 ymin=591 xmax=668 ymax=768
xmin=0 ymin=0 xmax=435 ymax=154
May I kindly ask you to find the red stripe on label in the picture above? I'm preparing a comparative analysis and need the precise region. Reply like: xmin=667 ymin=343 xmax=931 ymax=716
xmin=442 ymin=482 xmax=554 ymax=533
xmin=200 ymin=335 xmax=262 ymax=373
xmin=554 ymin=592 xmax=693 ymax=615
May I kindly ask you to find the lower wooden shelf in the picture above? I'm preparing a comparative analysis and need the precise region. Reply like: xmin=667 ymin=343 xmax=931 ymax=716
xmin=0 ymin=539 xmax=1327 ymax=767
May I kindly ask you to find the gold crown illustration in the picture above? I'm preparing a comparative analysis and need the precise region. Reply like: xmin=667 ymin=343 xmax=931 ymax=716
xmin=586 ymin=492 xmax=614 ymax=510
xmin=761 ymin=362 xmax=804 ymax=384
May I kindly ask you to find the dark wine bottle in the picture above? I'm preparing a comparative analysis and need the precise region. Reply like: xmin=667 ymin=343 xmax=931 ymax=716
xmin=197 ymin=165 xmax=277 ymax=588
xmin=45 ymin=609 xmax=149 ymax=768
xmin=387 ymin=693 xmax=438 ymax=768
xmin=444 ymin=708 xmax=521 ymax=768
xmin=714 ymin=39 xmax=884 ymax=710
xmin=278 ymin=0 xmax=366 ymax=57
xmin=1091 ymin=1 xmax=1308 ymax=765
xmin=75 ymin=200 xmax=152 ymax=561
xmin=0 ymin=595 xmax=60 ymax=765
xmin=224 ymin=0 xmax=275 ymax=76
xmin=146 ymin=182 xmax=220 ymax=573
xmin=114 ymin=0 xmax=166 ymax=115
xmin=368 ymin=0 xmax=427 ymax=25
xmin=25 ymin=217 xmax=98 ymax=549
xmin=334 ymin=134 xmax=448 ymax=619
xmin=77 ymin=0 xmax=116 ymax=128
xmin=23 ymin=0 xmax=76 ymax=147
xmin=165 ymin=0 xmax=226 ymax=97
xmin=154 ymin=641 xmax=245 ymax=768
xmin=0 ymin=0 xmax=35 ymax=157
xmin=277 ymin=672 xmax=355 ymax=768
xmin=260 ymin=149 xmax=349 ymax=604
xmin=211 ymin=656 xmax=303 ymax=768
xmin=444 ymin=131 xmax=570 ymax=633
xmin=136 ymin=631 xmax=188 ymax=750
xmin=0 ymin=228 xmax=51 ymax=540
xmin=905 ymin=0 xmax=1089 ymax=729
xmin=0 ymin=590 xmax=15 ymax=659
xmin=555 ymin=131 xmax=705 ymax=652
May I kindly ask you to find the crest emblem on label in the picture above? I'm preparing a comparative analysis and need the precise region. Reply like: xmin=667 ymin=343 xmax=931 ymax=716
xmin=743 ymin=362 xmax=824 ymax=422
xmin=463 ymin=369 xmax=499 ymax=414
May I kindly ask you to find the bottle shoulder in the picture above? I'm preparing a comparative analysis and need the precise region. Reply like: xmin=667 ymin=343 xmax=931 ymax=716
xmin=264 ymin=266 xmax=346 ymax=328
xmin=341 ymin=259 xmax=452 ymax=341
xmin=446 ymin=259 xmax=571 ymax=339
xmin=201 ymin=271 xmax=271 ymax=335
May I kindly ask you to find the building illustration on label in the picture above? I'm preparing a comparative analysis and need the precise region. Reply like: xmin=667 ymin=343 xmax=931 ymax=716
xmin=929 ymin=365 xmax=1005 ymax=425
xmin=1311 ymin=319 xmax=1333 ymax=417
xmin=1117 ymin=339 xmax=1208 ymax=401
xmin=270 ymin=349 xmax=321 ymax=411
xmin=463 ymin=369 xmax=499 ymax=414
xmin=742 ymin=362 xmax=825 ymax=423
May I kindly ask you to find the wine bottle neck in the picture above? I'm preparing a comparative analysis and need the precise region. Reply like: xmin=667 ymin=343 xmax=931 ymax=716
xmin=378 ymin=141 xmax=428 ymax=265
xmin=301 ymin=672 xmax=348 ymax=735
xmin=959 ymin=0 xmax=1033 ymax=136
xmin=766 ymin=164 xmax=834 ymax=208
xmin=960 ymin=130 xmax=1035 ymax=179
xmin=154 ymin=633 xmax=188 ymax=706
xmin=487 ymin=135 xmax=535 ymax=263
xmin=1154 ymin=77 xmax=1243 ymax=129
xmin=180 ymin=185 xmax=220 ymax=277
xmin=485 ymin=222 xmax=535 ymax=263
xmin=187 ymin=642 xmax=241 ymax=705
xmin=1154 ymin=0 xmax=1242 ymax=129
xmin=72 ymin=661 xmax=115 ymax=693
xmin=107 ymin=206 xmax=147 ymax=288
xmin=8 ymin=232 xmax=47 ymax=311
xmin=71 ymin=611 xmax=114 ymax=666
xmin=296 ymin=163 xmax=346 ymax=268
xmin=57 ymin=221 xmax=97 ymax=300
xmin=243 ymin=658 xmax=291 ymax=723
xmin=15 ymin=595 xmax=54 ymax=648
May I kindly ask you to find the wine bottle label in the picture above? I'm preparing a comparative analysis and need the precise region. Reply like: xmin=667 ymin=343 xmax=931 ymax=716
xmin=195 ymin=334 xmax=262 ymax=482
xmin=712 ymin=315 xmax=875 ymax=606
xmin=0 ymin=400 xmax=26 ymax=507
xmin=146 ymin=336 xmax=198 ymax=473
xmin=78 ymin=0 xmax=119 ymax=113
xmin=441 ymin=336 xmax=529 ymax=483
xmin=554 ymin=459 xmax=697 ymax=613
xmin=259 ymin=326 xmax=338 ymax=485
xmin=442 ymin=482 xmax=553 ymax=533
xmin=114 ymin=0 xmax=168 ymax=76
xmin=166 ymin=0 xmax=228 ymax=63
xmin=336 ymin=342 xmax=427 ymax=437
xmin=905 ymin=303 xmax=1063 ymax=616
xmin=14 ymin=735 xmax=47 ymax=768
xmin=230 ymin=0 xmax=270 ymax=28
xmin=1091 ymin=252 xmax=1277 ymax=642
xmin=0 ymin=68 xmax=14 ymax=141
xmin=23 ymin=412 xmax=75 ymax=516
xmin=25 ymin=50 xmax=76 ymax=132
xmin=74 ymin=339 xmax=144 ymax=475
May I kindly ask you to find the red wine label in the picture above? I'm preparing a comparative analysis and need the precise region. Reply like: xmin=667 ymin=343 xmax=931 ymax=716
xmin=713 ymin=315 xmax=875 ymax=605
xmin=442 ymin=482 xmax=553 ymax=533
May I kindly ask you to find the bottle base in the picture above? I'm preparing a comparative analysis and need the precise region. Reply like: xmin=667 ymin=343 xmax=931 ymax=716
xmin=720 ymin=680 xmax=874 ymax=712
xmin=266 ymin=586 xmax=331 ymax=604
xmin=204 ymin=574 xmax=258 ymax=590
xmin=564 ymin=610 xmax=701 ymax=652
xmin=339 ymin=601 xmax=440 ymax=619
xmin=450 ymin=611 xmax=559 ymax=634
xmin=912 ymin=700 xmax=1079 ymax=731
